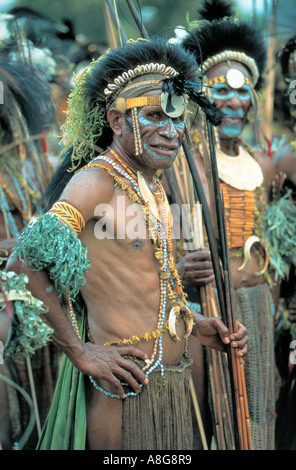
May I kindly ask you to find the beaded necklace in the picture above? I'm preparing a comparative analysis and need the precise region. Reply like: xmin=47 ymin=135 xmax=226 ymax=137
xmin=73 ymin=149 xmax=190 ymax=398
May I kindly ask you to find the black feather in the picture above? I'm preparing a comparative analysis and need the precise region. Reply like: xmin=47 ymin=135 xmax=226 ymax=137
xmin=162 ymin=76 xmax=225 ymax=126
xmin=198 ymin=0 xmax=234 ymax=21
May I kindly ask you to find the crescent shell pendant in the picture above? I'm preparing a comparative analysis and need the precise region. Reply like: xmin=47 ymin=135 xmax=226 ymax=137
xmin=168 ymin=304 xmax=194 ymax=342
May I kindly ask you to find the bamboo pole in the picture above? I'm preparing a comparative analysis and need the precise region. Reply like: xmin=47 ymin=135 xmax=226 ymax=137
xmin=189 ymin=378 xmax=209 ymax=450
xmin=260 ymin=0 xmax=279 ymax=141
xmin=190 ymin=185 xmax=236 ymax=450
xmin=104 ymin=0 xmax=128 ymax=44
xmin=104 ymin=2 xmax=118 ymax=47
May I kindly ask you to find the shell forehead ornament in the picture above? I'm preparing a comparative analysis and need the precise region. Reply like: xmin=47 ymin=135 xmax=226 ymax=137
xmin=104 ymin=62 xmax=179 ymax=97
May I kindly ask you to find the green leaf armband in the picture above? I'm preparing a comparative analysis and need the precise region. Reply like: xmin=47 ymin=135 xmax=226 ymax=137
xmin=264 ymin=190 xmax=296 ymax=281
xmin=1 ymin=271 xmax=54 ymax=357
xmin=13 ymin=212 xmax=90 ymax=300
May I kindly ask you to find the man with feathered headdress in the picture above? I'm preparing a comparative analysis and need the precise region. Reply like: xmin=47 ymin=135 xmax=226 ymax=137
xmin=180 ymin=0 xmax=277 ymax=450
xmin=6 ymin=36 xmax=247 ymax=450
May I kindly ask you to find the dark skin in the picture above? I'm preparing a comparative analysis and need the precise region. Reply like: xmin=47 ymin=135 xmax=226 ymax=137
xmin=178 ymin=249 xmax=215 ymax=288
xmin=274 ymin=145 xmax=296 ymax=188
xmin=7 ymin=89 xmax=247 ymax=450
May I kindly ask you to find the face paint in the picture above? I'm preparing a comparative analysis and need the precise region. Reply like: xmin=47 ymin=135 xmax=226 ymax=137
xmin=211 ymin=83 xmax=252 ymax=102
xmin=138 ymin=110 xmax=184 ymax=131
xmin=138 ymin=108 xmax=185 ymax=160
xmin=222 ymin=108 xmax=245 ymax=118
xmin=219 ymin=107 xmax=245 ymax=137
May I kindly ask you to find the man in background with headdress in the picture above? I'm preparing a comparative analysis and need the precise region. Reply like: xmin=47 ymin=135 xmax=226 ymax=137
xmin=7 ymin=36 xmax=247 ymax=450
xmin=0 ymin=14 xmax=60 ymax=449
xmin=180 ymin=0 xmax=277 ymax=450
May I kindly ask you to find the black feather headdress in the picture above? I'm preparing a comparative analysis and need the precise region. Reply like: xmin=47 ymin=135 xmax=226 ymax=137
xmin=162 ymin=75 xmax=224 ymax=126
xmin=181 ymin=0 xmax=267 ymax=91
xmin=63 ymin=36 xmax=225 ymax=164
xmin=198 ymin=0 xmax=233 ymax=21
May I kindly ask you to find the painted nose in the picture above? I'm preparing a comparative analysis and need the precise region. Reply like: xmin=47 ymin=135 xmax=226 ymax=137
xmin=159 ymin=119 xmax=178 ymax=139
xmin=228 ymin=92 xmax=243 ymax=109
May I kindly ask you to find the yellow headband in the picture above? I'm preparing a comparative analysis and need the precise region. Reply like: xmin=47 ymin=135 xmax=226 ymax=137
xmin=207 ymin=74 xmax=252 ymax=88
xmin=115 ymin=95 xmax=161 ymax=113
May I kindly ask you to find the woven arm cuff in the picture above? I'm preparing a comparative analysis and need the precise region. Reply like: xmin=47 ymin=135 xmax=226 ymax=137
xmin=49 ymin=202 xmax=85 ymax=236
xmin=13 ymin=212 xmax=90 ymax=300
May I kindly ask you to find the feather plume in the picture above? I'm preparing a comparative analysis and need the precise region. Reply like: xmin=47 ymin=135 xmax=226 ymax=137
xmin=162 ymin=75 xmax=225 ymax=126
xmin=198 ymin=0 xmax=234 ymax=21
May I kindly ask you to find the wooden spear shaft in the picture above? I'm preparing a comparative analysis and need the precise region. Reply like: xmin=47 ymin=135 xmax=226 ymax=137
xmin=209 ymin=286 xmax=236 ymax=450
xmin=200 ymin=235 xmax=235 ymax=447
xmin=104 ymin=0 xmax=128 ymax=44
xmin=200 ymin=286 xmax=225 ymax=449
xmin=192 ymin=197 xmax=235 ymax=449
xmin=125 ymin=0 xmax=149 ymax=38
xmin=205 ymin=121 xmax=255 ymax=449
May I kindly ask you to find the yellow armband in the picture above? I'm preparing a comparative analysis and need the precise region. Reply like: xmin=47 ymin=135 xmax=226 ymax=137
xmin=49 ymin=201 xmax=85 ymax=235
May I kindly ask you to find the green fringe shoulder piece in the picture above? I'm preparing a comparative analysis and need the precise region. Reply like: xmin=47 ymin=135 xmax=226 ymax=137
xmin=13 ymin=213 xmax=90 ymax=300
xmin=263 ymin=190 xmax=296 ymax=280
xmin=0 ymin=270 xmax=53 ymax=357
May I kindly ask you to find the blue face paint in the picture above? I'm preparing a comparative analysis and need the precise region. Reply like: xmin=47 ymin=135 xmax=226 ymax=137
xmin=219 ymin=107 xmax=245 ymax=137
xmin=138 ymin=111 xmax=185 ymax=132
xmin=211 ymin=83 xmax=252 ymax=102
xmin=142 ymin=140 xmax=180 ymax=160
xmin=210 ymin=83 xmax=251 ymax=138
xmin=138 ymin=108 xmax=184 ymax=160
xmin=220 ymin=122 xmax=243 ymax=137
xmin=221 ymin=108 xmax=245 ymax=119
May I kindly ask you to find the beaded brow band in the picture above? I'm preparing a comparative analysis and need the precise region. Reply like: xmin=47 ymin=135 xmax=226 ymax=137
xmin=124 ymin=95 xmax=161 ymax=109
xmin=200 ymin=51 xmax=259 ymax=86
xmin=104 ymin=63 xmax=179 ymax=97
xmin=207 ymin=75 xmax=252 ymax=87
